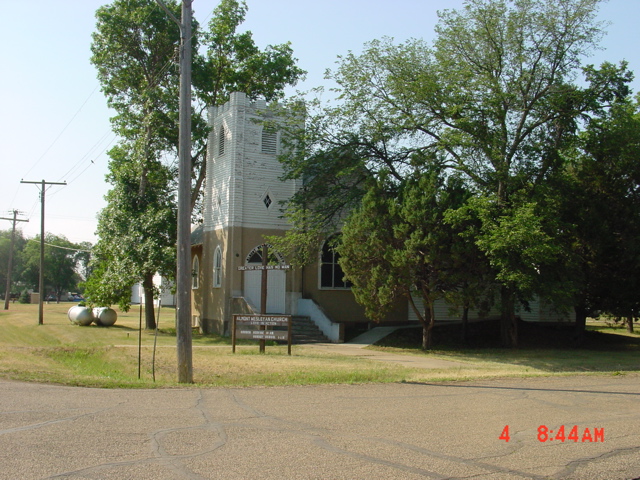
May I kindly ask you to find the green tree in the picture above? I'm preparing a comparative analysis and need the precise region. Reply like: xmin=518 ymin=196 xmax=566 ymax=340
xmin=86 ymin=142 xmax=176 ymax=328
xmin=278 ymin=0 xmax=614 ymax=347
xmin=21 ymin=235 xmax=83 ymax=301
xmin=89 ymin=0 xmax=304 ymax=327
xmin=561 ymin=84 xmax=640 ymax=339
xmin=0 ymin=229 xmax=27 ymax=300
xmin=339 ymin=166 xmax=487 ymax=349
xmin=90 ymin=0 xmax=183 ymax=327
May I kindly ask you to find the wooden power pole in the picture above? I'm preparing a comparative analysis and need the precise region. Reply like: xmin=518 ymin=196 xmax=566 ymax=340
xmin=155 ymin=0 xmax=193 ymax=383
xmin=20 ymin=179 xmax=66 ymax=324
xmin=1 ymin=210 xmax=28 ymax=310
xmin=176 ymin=0 xmax=193 ymax=384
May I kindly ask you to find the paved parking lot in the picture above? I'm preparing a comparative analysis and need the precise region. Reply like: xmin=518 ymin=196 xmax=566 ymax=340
xmin=1 ymin=374 xmax=639 ymax=479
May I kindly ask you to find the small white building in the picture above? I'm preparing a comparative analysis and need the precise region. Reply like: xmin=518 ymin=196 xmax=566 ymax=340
xmin=131 ymin=274 xmax=176 ymax=307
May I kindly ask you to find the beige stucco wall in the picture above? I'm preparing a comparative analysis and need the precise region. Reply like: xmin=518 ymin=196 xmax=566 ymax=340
xmin=195 ymin=226 xmax=302 ymax=335
xmin=301 ymin=261 xmax=409 ymax=327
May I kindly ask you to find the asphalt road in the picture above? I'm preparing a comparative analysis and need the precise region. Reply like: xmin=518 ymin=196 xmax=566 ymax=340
xmin=1 ymin=375 xmax=639 ymax=479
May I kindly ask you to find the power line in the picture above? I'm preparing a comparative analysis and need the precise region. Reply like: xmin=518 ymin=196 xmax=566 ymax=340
xmin=22 ymin=86 xmax=100 ymax=180
xmin=20 ymin=180 xmax=67 ymax=325
xmin=26 ymin=239 xmax=92 ymax=253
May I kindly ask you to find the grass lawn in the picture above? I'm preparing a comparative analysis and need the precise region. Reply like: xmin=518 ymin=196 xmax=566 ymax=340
xmin=369 ymin=319 xmax=640 ymax=381
xmin=0 ymin=302 xmax=411 ymax=388
xmin=0 ymin=302 xmax=638 ymax=388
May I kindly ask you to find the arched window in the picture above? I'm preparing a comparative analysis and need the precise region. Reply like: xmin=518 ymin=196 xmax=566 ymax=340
xmin=192 ymin=256 xmax=200 ymax=289
xmin=320 ymin=236 xmax=351 ymax=289
xmin=213 ymin=247 xmax=222 ymax=288
xmin=245 ymin=244 xmax=285 ymax=265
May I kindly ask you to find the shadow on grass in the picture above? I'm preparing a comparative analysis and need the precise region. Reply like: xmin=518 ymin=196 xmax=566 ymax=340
xmin=403 ymin=382 xmax=640 ymax=396
xmin=150 ymin=328 xmax=258 ymax=346
xmin=374 ymin=320 xmax=640 ymax=374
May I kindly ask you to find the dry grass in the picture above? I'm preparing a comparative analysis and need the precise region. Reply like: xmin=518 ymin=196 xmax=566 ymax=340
xmin=0 ymin=302 xmax=412 ymax=388
xmin=1 ymin=303 xmax=638 ymax=388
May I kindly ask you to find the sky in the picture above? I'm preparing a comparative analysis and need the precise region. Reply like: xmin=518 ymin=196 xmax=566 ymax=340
xmin=1 ymin=0 xmax=638 ymax=245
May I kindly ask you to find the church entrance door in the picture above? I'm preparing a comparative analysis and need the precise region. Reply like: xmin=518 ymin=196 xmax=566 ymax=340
xmin=243 ymin=245 xmax=286 ymax=314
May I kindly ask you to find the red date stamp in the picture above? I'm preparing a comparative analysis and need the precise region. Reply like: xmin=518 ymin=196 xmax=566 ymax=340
xmin=499 ymin=425 xmax=604 ymax=443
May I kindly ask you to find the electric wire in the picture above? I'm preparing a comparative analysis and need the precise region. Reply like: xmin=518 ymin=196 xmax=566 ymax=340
xmin=21 ymin=85 xmax=100 ymax=180
xmin=27 ymin=238 xmax=92 ymax=253
xmin=13 ymin=2 xmax=215 ymax=232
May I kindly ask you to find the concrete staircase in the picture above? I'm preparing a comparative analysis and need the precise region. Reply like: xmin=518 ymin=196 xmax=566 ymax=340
xmin=291 ymin=316 xmax=330 ymax=344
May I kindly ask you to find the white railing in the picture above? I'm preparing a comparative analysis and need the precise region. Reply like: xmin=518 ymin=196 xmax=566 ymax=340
xmin=297 ymin=299 xmax=343 ymax=343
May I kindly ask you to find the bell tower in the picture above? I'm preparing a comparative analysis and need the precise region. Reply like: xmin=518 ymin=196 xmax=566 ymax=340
xmin=195 ymin=92 xmax=301 ymax=334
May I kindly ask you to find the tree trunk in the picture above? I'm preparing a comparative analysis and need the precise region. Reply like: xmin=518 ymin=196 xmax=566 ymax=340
xmin=421 ymin=300 xmax=435 ymax=350
xmin=573 ymin=304 xmax=587 ymax=346
xmin=191 ymin=148 xmax=207 ymax=212
xmin=422 ymin=322 xmax=433 ymax=350
xmin=142 ymin=273 xmax=156 ymax=330
xmin=626 ymin=316 xmax=634 ymax=333
xmin=461 ymin=305 xmax=469 ymax=345
xmin=500 ymin=287 xmax=518 ymax=348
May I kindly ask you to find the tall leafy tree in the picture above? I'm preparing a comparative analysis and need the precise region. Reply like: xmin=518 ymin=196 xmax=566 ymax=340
xmin=90 ymin=0 xmax=183 ymax=327
xmin=88 ymin=0 xmax=304 ymax=327
xmin=85 ymin=143 xmax=176 ymax=326
xmin=278 ymin=0 xmax=614 ymax=347
xmin=560 ymin=78 xmax=640 ymax=339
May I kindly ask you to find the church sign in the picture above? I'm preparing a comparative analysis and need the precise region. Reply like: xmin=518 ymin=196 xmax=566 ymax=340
xmin=236 ymin=329 xmax=289 ymax=341
xmin=237 ymin=264 xmax=291 ymax=271
xmin=235 ymin=314 xmax=291 ymax=326
xmin=232 ymin=314 xmax=292 ymax=355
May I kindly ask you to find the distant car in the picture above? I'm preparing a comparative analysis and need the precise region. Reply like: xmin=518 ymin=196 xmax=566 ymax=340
xmin=46 ymin=294 xmax=57 ymax=301
xmin=68 ymin=294 xmax=84 ymax=302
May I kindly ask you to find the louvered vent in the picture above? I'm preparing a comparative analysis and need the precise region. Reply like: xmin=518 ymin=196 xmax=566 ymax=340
xmin=261 ymin=128 xmax=277 ymax=154
xmin=218 ymin=125 xmax=226 ymax=156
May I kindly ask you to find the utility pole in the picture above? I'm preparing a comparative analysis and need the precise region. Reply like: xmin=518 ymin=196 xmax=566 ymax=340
xmin=1 ymin=210 xmax=28 ymax=310
xmin=155 ymin=0 xmax=193 ymax=383
xmin=20 ymin=180 xmax=66 ymax=325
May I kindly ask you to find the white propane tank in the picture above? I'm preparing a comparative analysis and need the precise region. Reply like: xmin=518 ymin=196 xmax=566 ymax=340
xmin=93 ymin=307 xmax=117 ymax=326
xmin=68 ymin=306 xmax=94 ymax=326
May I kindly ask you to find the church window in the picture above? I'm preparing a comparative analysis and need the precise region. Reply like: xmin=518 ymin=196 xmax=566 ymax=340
xmin=213 ymin=247 xmax=222 ymax=288
xmin=261 ymin=127 xmax=277 ymax=154
xmin=320 ymin=236 xmax=351 ymax=289
xmin=246 ymin=244 xmax=285 ymax=265
xmin=263 ymin=193 xmax=272 ymax=209
xmin=192 ymin=256 xmax=200 ymax=289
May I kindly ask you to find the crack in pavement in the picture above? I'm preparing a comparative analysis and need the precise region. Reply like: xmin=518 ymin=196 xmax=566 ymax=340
xmin=0 ymin=403 xmax=126 ymax=436
xmin=550 ymin=445 xmax=640 ymax=479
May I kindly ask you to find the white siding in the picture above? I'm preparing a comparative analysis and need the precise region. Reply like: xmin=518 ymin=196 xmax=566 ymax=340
xmin=408 ymin=297 xmax=500 ymax=323
xmin=515 ymin=298 xmax=575 ymax=322
xmin=408 ymin=296 xmax=574 ymax=323
xmin=204 ymin=92 xmax=299 ymax=233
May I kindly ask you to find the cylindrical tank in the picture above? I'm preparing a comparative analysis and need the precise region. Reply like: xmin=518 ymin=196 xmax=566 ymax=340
xmin=93 ymin=307 xmax=117 ymax=326
xmin=68 ymin=306 xmax=94 ymax=326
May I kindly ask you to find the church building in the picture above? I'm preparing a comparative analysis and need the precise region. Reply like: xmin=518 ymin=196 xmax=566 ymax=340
xmin=190 ymin=92 xmax=573 ymax=342
xmin=190 ymin=92 xmax=402 ymax=342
